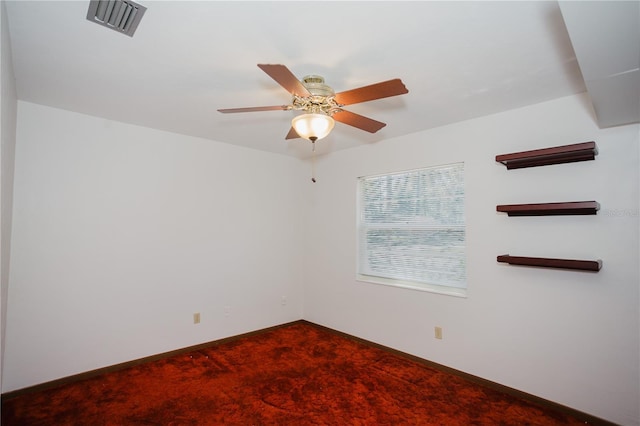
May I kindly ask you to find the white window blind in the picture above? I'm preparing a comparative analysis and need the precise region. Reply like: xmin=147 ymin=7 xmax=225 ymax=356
xmin=357 ymin=163 xmax=466 ymax=295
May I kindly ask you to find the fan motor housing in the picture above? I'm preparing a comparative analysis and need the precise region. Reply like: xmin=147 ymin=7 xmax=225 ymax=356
xmin=302 ymin=75 xmax=335 ymax=97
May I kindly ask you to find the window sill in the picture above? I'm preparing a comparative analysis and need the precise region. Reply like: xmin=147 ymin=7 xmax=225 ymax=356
xmin=356 ymin=275 xmax=467 ymax=298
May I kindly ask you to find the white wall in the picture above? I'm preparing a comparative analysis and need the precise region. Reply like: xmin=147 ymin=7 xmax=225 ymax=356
xmin=0 ymin=0 xmax=18 ymax=390
xmin=2 ymin=101 xmax=307 ymax=392
xmin=303 ymin=93 xmax=639 ymax=426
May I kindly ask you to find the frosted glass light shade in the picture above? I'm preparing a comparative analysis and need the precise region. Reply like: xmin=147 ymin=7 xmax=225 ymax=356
xmin=291 ymin=113 xmax=335 ymax=141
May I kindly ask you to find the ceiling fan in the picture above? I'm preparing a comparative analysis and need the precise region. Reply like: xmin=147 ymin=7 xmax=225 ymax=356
xmin=218 ymin=64 xmax=409 ymax=143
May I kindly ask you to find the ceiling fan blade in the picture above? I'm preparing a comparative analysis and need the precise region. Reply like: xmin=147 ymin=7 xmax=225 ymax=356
xmin=285 ymin=127 xmax=301 ymax=140
xmin=218 ymin=105 xmax=289 ymax=113
xmin=333 ymin=110 xmax=387 ymax=133
xmin=257 ymin=64 xmax=311 ymax=97
xmin=334 ymin=79 xmax=408 ymax=106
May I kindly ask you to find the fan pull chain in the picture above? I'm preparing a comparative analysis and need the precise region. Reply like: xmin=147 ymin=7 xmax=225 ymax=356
xmin=311 ymin=141 xmax=317 ymax=183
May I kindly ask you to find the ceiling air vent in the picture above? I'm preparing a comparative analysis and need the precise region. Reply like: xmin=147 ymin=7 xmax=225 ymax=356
xmin=86 ymin=0 xmax=146 ymax=37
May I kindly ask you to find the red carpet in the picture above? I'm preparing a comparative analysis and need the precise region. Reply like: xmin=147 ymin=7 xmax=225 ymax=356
xmin=2 ymin=322 xmax=594 ymax=425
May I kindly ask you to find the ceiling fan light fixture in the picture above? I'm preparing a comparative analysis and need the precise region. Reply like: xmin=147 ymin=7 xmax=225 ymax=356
xmin=292 ymin=113 xmax=335 ymax=141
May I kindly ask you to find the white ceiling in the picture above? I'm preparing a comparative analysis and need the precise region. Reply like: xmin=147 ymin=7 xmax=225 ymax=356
xmin=559 ymin=1 xmax=639 ymax=129
xmin=4 ymin=1 xmax=637 ymax=158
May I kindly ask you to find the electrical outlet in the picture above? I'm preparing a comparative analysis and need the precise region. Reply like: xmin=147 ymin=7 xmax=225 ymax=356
xmin=435 ymin=326 xmax=443 ymax=340
xmin=281 ymin=296 xmax=287 ymax=306
xmin=224 ymin=306 xmax=231 ymax=317
xmin=193 ymin=312 xmax=201 ymax=324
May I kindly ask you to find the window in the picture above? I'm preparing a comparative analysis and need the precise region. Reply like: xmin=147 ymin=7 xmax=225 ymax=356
xmin=357 ymin=163 xmax=466 ymax=296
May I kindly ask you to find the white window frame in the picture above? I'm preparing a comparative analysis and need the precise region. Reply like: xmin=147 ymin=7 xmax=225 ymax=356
xmin=356 ymin=163 xmax=467 ymax=297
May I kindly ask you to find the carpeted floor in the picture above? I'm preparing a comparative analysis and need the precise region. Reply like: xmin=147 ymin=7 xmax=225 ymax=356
xmin=2 ymin=322 xmax=592 ymax=425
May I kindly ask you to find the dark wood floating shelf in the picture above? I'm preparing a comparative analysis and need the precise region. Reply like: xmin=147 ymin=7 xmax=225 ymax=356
xmin=497 ymin=201 xmax=600 ymax=216
xmin=497 ymin=255 xmax=602 ymax=272
xmin=496 ymin=141 xmax=598 ymax=169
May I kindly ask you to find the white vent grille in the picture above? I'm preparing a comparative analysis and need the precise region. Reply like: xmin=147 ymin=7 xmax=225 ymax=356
xmin=86 ymin=0 xmax=146 ymax=37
